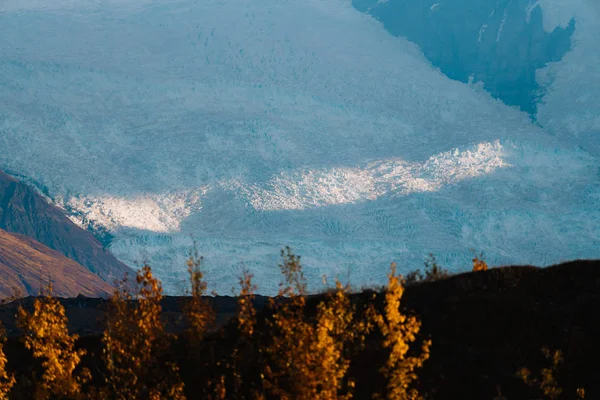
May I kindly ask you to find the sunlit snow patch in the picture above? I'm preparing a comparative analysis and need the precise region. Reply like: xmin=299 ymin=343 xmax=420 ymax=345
xmin=244 ymin=141 xmax=508 ymax=211
xmin=65 ymin=141 xmax=508 ymax=230
xmin=66 ymin=188 xmax=208 ymax=233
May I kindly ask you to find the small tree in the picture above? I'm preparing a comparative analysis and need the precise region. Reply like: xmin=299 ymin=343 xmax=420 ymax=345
xmin=217 ymin=270 xmax=259 ymax=400
xmin=262 ymin=248 xmax=362 ymax=400
xmin=310 ymin=279 xmax=363 ymax=400
xmin=183 ymin=249 xmax=214 ymax=346
xmin=236 ymin=270 xmax=257 ymax=339
xmin=375 ymin=263 xmax=431 ymax=400
xmin=16 ymin=285 xmax=90 ymax=400
xmin=262 ymin=248 xmax=310 ymax=399
xmin=472 ymin=253 xmax=488 ymax=272
xmin=102 ymin=266 xmax=186 ymax=400
xmin=0 ymin=323 xmax=15 ymax=400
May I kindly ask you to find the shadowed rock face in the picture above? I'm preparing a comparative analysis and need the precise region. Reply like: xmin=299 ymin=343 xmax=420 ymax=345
xmin=353 ymin=0 xmax=575 ymax=116
xmin=0 ymin=229 xmax=113 ymax=298
xmin=0 ymin=171 xmax=134 ymax=283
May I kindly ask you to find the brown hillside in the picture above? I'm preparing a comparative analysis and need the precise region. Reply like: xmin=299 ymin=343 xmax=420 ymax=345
xmin=0 ymin=228 xmax=113 ymax=298
xmin=0 ymin=170 xmax=133 ymax=283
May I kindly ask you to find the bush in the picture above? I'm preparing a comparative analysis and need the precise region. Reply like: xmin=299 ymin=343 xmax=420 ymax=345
xmin=517 ymin=348 xmax=586 ymax=400
xmin=0 ymin=323 xmax=14 ymax=400
xmin=375 ymin=263 xmax=431 ymax=400
xmin=405 ymin=254 xmax=450 ymax=285
xmin=16 ymin=285 xmax=89 ymax=400
xmin=261 ymin=248 xmax=361 ymax=400
xmin=472 ymin=253 xmax=488 ymax=272
xmin=102 ymin=266 xmax=185 ymax=400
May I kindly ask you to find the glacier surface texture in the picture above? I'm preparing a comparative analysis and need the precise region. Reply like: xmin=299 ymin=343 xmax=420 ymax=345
xmin=0 ymin=0 xmax=599 ymax=294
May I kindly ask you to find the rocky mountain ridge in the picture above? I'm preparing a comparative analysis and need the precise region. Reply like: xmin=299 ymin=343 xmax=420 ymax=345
xmin=0 ymin=170 xmax=134 ymax=284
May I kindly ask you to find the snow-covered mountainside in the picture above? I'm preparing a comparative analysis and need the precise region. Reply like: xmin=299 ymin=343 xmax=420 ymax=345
xmin=0 ymin=0 xmax=598 ymax=294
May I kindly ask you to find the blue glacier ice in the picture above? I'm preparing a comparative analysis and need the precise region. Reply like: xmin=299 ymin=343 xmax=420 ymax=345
xmin=0 ymin=0 xmax=598 ymax=294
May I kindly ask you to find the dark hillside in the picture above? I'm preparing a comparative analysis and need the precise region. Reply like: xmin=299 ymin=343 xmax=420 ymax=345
xmin=393 ymin=260 xmax=600 ymax=399
xmin=1 ymin=260 xmax=598 ymax=399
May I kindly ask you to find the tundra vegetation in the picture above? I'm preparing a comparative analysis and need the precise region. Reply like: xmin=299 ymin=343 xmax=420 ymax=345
xmin=0 ymin=250 xmax=588 ymax=399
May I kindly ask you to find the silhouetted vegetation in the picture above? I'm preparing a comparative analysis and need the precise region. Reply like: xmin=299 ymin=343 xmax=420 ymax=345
xmin=516 ymin=348 xmax=585 ymax=400
xmin=0 ymin=252 xmax=597 ymax=399
xmin=405 ymin=254 xmax=450 ymax=285
xmin=0 ymin=323 xmax=15 ymax=399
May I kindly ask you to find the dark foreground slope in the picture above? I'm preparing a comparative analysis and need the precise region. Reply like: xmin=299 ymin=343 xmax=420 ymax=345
xmin=0 ymin=171 xmax=133 ymax=282
xmin=1 ymin=259 xmax=599 ymax=399
xmin=0 ymin=229 xmax=113 ymax=298
xmin=386 ymin=260 xmax=600 ymax=399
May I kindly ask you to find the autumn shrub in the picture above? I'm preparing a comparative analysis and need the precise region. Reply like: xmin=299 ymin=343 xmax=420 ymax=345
xmin=102 ymin=265 xmax=185 ymax=400
xmin=0 ymin=323 xmax=14 ymax=400
xmin=517 ymin=348 xmax=585 ymax=400
xmin=183 ymin=249 xmax=215 ymax=347
xmin=261 ymin=247 xmax=369 ymax=400
xmin=309 ymin=279 xmax=372 ymax=400
xmin=16 ymin=285 xmax=90 ymax=400
xmin=472 ymin=253 xmax=488 ymax=272
xmin=231 ymin=270 xmax=259 ymax=397
xmin=236 ymin=270 xmax=258 ymax=340
xmin=374 ymin=263 xmax=431 ymax=400
xmin=180 ymin=249 xmax=223 ymax=400
xmin=261 ymin=248 xmax=312 ymax=399
xmin=211 ymin=270 xmax=260 ymax=400
xmin=182 ymin=254 xmax=215 ymax=393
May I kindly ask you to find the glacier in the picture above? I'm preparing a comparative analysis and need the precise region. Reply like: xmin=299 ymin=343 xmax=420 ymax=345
xmin=0 ymin=0 xmax=598 ymax=294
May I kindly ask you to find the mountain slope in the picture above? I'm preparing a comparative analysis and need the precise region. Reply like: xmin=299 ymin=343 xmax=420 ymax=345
xmin=0 ymin=228 xmax=113 ymax=298
xmin=0 ymin=171 xmax=134 ymax=283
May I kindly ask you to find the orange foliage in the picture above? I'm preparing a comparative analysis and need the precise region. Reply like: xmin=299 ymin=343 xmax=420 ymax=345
xmin=310 ymin=279 xmax=369 ymax=400
xmin=261 ymin=248 xmax=310 ymax=399
xmin=222 ymin=270 xmax=259 ymax=399
xmin=261 ymin=248 xmax=369 ymax=400
xmin=472 ymin=255 xmax=488 ymax=272
xmin=237 ymin=270 xmax=257 ymax=339
xmin=375 ymin=263 xmax=431 ymax=400
xmin=0 ymin=248 xmax=438 ymax=400
xmin=0 ymin=323 xmax=14 ymax=400
xmin=102 ymin=266 xmax=186 ymax=400
xmin=16 ymin=285 xmax=90 ymax=400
